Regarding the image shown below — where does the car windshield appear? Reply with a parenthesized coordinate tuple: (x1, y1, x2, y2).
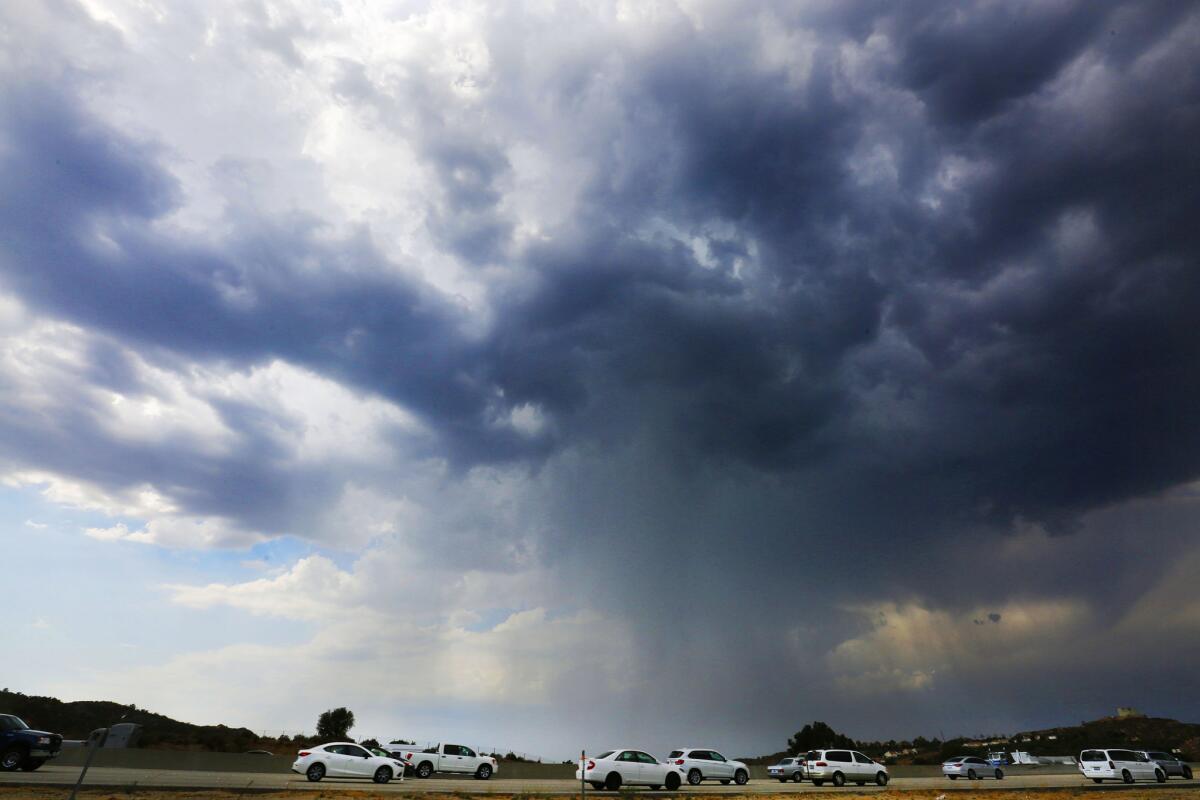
(596, 751, 614, 760)
(370, 748, 390, 757)
(0, 716, 29, 732)
(668, 751, 683, 758)
(779, 758, 793, 765)
(1081, 751, 1107, 762)
(946, 758, 963, 763)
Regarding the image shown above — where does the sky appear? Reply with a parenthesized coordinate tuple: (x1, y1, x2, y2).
(2, 0, 1199, 760)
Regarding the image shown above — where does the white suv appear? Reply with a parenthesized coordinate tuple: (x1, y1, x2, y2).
(1079, 749, 1167, 783)
(666, 748, 749, 785)
(805, 749, 889, 787)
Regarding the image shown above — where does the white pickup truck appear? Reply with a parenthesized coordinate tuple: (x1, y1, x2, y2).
(385, 743, 498, 780)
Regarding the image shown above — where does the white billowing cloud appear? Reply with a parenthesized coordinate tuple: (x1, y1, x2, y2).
(71, 547, 633, 737)
(85, 517, 263, 549)
(166, 555, 365, 621)
(826, 599, 1093, 693)
(7, 472, 178, 520)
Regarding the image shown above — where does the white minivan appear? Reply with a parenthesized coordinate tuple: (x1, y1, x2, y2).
(805, 749, 889, 786)
(1079, 749, 1167, 783)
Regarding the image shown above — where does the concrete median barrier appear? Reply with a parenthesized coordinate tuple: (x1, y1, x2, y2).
(52, 748, 577, 778)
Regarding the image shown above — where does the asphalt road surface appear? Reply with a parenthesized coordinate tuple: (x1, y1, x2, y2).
(1, 766, 1198, 794)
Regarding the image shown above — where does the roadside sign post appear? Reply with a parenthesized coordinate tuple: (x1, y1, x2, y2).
(68, 727, 109, 800)
(581, 750, 586, 800)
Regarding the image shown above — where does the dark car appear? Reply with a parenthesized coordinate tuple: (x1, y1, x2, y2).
(1140, 751, 1193, 780)
(0, 714, 63, 772)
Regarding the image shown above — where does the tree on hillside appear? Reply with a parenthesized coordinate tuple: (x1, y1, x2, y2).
(360, 738, 380, 749)
(788, 721, 856, 754)
(316, 708, 355, 741)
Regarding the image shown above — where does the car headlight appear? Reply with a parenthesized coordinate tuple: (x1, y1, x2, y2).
(36, 737, 51, 745)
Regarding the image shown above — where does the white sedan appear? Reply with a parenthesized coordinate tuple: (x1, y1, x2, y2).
(292, 742, 408, 783)
(666, 748, 750, 785)
(943, 756, 1004, 780)
(578, 749, 683, 790)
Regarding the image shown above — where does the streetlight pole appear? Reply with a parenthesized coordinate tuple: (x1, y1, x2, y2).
(68, 727, 109, 800)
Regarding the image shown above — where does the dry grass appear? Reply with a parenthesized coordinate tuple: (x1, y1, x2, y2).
(3, 791, 1200, 800)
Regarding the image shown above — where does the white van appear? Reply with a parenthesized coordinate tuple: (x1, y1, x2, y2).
(1078, 749, 1166, 783)
(805, 749, 889, 786)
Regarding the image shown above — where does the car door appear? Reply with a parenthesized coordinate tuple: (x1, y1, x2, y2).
(615, 751, 641, 783)
(831, 750, 854, 779)
(1110, 750, 1136, 779)
(637, 751, 662, 784)
(853, 752, 875, 779)
(340, 744, 374, 777)
(459, 745, 482, 774)
(321, 745, 350, 776)
(709, 751, 734, 779)
(442, 744, 467, 773)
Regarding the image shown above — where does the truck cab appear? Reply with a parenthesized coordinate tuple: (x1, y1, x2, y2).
(0, 714, 63, 772)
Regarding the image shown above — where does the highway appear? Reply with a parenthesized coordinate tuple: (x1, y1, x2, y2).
(2, 765, 1198, 794)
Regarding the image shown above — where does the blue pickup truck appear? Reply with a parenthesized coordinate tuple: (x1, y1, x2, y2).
(0, 714, 62, 771)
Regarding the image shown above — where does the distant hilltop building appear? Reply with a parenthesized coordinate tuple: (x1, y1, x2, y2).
(1116, 707, 1145, 719)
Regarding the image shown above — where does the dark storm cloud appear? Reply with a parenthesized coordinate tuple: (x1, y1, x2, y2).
(2, 0, 1197, 555)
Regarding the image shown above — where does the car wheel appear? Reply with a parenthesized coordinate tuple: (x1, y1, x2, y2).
(995, 769, 1004, 780)
(19, 759, 46, 772)
(832, 771, 845, 787)
(688, 768, 703, 785)
(666, 772, 682, 791)
(1122, 770, 1134, 784)
(1093, 778, 1103, 784)
(476, 763, 493, 780)
(416, 761, 434, 778)
(605, 772, 622, 791)
(721, 779, 730, 785)
(374, 766, 392, 784)
(1156, 770, 1167, 783)
(812, 779, 824, 786)
(1183, 766, 1193, 780)
(967, 769, 977, 780)
(735, 769, 749, 785)
(948, 775, 957, 780)
(778, 778, 788, 783)
(0, 748, 25, 772)
(306, 763, 325, 782)
(793, 772, 803, 782)
(590, 782, 605, 790)
(876, 772, 888, 786)
(650, 786, 662, 791)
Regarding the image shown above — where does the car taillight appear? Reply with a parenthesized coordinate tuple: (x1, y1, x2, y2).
(675, 759, 685, 765)
(815, 761, 827, 767)
(587, 760, 595, 770)
(298, 751, 310, 757)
